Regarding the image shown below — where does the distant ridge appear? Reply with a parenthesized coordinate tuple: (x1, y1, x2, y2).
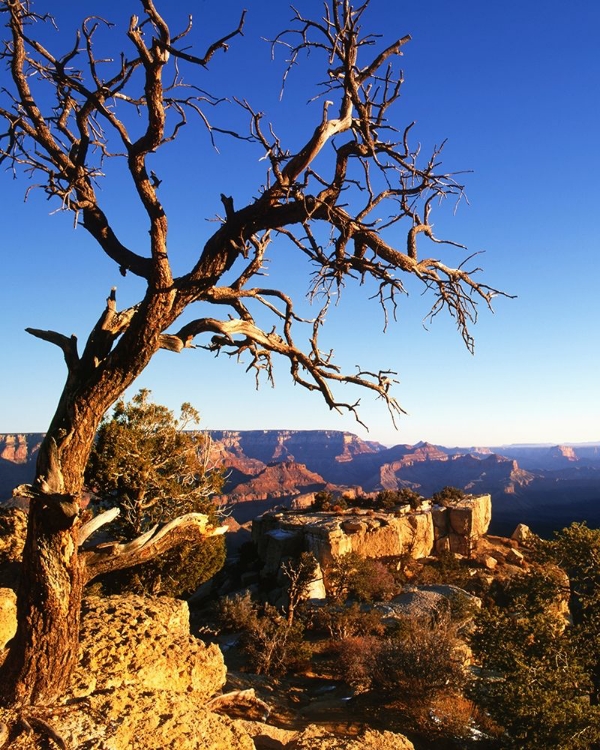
(1, 431, 599, 537)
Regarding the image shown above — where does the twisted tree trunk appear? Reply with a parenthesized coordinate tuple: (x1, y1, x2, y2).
(0, 426, 94, 705)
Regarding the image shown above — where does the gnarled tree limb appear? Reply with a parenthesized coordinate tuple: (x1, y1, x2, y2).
(80, 512, 227, 583)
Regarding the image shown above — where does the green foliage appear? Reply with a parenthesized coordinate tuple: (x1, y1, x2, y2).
(374, 489, 401, 510)
(398, 487, 423, 510)
(312, 490, 348, 512)
(324, 551, 397, 603)
(85, 389, 225, 596)
(470, 606, 600, 749)
(469, 566, 600, 749)
(545, 523, 600, 620)
(218, 591, 261, 633)
(312, 490, 334, 511)
(431, 486, 465, 506)
(414, 550, 471, 589)
(541, 523, 600, 706)
(374, 488, 422, 511)
(99, 536, 226, 598)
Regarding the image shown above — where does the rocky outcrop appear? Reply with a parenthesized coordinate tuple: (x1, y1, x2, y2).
(231, 723, 415, 750)
(0, 594, 256, 749)
(71, 595, 226, 701)
(253, 495, 492, 572)
(289, 727, 415, 749)
(433, 494, 492, 556)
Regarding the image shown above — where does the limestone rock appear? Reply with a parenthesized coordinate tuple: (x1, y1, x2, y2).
(481, 555, 498, 570)
(2, 699, 255, 750)
(379, 587, 450, 626)
(511, 523, 532, 543)
(0, 593, 254, 749)
(304, 562, 327, 600)
(0, 588, 16, 650)
(289, 726, 415, 749)
(235, 719, 298, 748)
(506, 548, 526, 567)
(71, 595, 226, 702)
(253, 495, 491, 571)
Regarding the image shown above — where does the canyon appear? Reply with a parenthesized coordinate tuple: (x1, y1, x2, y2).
(1, 430, 599, 536)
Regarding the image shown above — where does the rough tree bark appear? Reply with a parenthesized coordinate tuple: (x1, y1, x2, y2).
(0, 0, 508, 707)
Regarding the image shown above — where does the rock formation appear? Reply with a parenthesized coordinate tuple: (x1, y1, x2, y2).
(0, 592, 255, 749)
(0, 588, 419, 749)
(224, 461, 334, 503)
(252, 495, 492, 573)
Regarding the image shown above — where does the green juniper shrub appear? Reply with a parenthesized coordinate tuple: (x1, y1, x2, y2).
(469, 601, 600, 749)
(217, 590, 260, 633)
(97, 535, 226, 597)
(312, 490, 334, 511)
(85, 390, 226, 597)
(431, 486, 465, 507)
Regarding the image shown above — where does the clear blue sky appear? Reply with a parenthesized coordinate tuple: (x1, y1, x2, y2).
(1, 0, 599, 448)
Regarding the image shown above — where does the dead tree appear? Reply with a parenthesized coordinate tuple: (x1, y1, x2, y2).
(0, 0, 507, 706)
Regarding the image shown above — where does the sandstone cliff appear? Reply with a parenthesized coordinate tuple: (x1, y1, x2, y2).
(224, 461, 334, 502)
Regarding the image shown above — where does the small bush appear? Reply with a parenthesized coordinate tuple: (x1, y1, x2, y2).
(333, 635, 383, 691)
(243, 603, 312, 676)
(431, 486, 465, 506)
(217, 590, 260, 633)
(312, 490, 334, 511)
(312, 601, 386, 640)
(217, 594, 312, 676)
(330, 615, 466, 702)
(324, 552, 397, 603)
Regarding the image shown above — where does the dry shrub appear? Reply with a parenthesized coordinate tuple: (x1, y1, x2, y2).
(332, 635, 383, 692)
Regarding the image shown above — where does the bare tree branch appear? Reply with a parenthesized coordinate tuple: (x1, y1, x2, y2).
(80, 512, 227, 582)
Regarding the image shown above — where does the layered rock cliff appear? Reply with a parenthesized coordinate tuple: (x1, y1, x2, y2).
(225, 461, 335, 502)
(252, 494, 492, 573)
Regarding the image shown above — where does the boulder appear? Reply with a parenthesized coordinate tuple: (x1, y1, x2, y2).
(382, 587, 450, 625)
(480, 555, 498, 570)
(71, 595, 226, 702)
(42, 692, 255, 750)
(289, 726, 415, 749)
(506, 548, 526, 567)
(511, 523, 532, 544)
(0, 594, 255, 750)
(0, 588, 16, 650)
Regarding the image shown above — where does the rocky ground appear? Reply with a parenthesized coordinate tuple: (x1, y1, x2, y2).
(0, 505, 541, 749)
(0, 591, 418, 749)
